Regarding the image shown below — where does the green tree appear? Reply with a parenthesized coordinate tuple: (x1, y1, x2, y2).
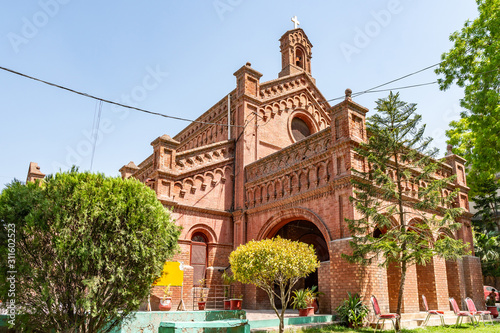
(472, 177, 500, 232)
(436, 0, 500, 183)
(471, 177, 500, 286)
(474, 231, 500, 286)
(229, 237, 319, 333)
(343, 92, 470, 323)
(0, 170, 181, 332)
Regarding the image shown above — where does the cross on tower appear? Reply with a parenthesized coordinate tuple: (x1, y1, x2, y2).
(291, 16, 300, 29)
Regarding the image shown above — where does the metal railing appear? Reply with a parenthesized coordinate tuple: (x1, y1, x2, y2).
(192, 284, 234, 310)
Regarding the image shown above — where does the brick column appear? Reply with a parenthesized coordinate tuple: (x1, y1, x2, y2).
(318, 261, 332, 313)
(387, 262, 419, 313)
(329, 238, 389, 314)
(433, 257, 450, 310)
(446, 259, 466, 309)
(462, 255, 485, 310)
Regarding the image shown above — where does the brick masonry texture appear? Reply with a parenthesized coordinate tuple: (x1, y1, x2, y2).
(114, 27, 483, 313)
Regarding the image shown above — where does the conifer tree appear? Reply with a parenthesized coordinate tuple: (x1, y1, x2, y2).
(343, 92, 469, 321)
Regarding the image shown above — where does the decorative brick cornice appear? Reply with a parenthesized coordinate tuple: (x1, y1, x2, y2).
(174, 89, 236, 143)
(159, 199, 232, 217)
(246, 127, 331, 183)
(259, 72, 329, 110)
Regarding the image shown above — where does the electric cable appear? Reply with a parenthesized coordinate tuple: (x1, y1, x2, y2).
(0, 66, 243, 128)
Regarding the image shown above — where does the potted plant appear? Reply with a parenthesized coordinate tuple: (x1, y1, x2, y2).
(197, 279, 207, 310)
(230, 294, 243, 310)
(308, 286, 324, 314)
(335, 292, 368, 328)
(486, 292, 499, 318)
(158, 284, 172, 311)
(291, 289, 314, 317)
(222, 271, 235, 310)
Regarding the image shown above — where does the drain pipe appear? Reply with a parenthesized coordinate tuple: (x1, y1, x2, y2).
(227, 94, 231, 140)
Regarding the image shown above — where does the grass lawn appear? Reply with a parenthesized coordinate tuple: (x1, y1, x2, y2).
(300, 322, 500, 333)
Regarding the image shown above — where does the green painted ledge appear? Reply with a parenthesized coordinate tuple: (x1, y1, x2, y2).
(111, 310, 246, 333)
(248, 315, 334, 329)
(159, 319, 250, 333)
(0, 310, 246, 333)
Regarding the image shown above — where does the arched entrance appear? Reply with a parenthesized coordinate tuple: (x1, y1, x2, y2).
(267, 219, 330, 308)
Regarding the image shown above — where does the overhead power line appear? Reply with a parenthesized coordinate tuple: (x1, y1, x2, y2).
(324, 64, 500, 103)
(0, 66, 242, 128)
(324, 62, 444, 103)
(2, 63, 498, 126)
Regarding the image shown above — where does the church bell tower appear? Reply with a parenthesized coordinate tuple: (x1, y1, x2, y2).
(278, 19, 313, 78)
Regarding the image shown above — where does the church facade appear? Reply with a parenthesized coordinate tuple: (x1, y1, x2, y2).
(117, 27, 484, 313)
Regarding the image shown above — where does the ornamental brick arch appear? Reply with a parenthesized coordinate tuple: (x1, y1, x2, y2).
(255, 207, 331, 312)
(256, 207, 332, 244)
(186, 224, 218, 244)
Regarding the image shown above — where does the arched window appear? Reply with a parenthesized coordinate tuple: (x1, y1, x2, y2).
(291, 117, 311, 141)
(191, 232, 208, 285)
(295, 48, 305, 69)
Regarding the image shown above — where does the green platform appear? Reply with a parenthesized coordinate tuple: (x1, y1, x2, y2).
(111, 310, 246, 333)
(0, 310, 337, 332)
(248, 314, 334, 330)
(159, 319, 250, 333)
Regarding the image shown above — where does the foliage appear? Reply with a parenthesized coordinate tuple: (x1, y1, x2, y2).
(222, 271, 235, 298)
(343, 92, 470, 320)
(0, 170, 181, 332)
(198, 288, 207, 302)
(471, 176, 500, 281)
(291, 289, 312, 310)
(162, 285, 172, 300)
(472, 177, 500, 232)
(474, 230, 500, 279)
(222, 271, 235, 285)
(229, 236, 319, 333)
(335, 292, 368, 328)
(309, 285, 324, 302)
(436, 0, 500, 184)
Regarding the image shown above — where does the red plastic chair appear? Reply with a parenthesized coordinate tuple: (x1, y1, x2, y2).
(421, 295, 445, 327)
(465, 297, 493, 326)
(371, 295, 400, 333)
(449, 297, 476, 328)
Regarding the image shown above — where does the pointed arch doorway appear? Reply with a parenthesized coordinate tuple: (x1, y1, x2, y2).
(266, 220, 330, 309)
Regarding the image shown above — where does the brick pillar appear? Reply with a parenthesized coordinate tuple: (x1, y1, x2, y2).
(318, 261, 332, 313)
(329, 238, 387, 314)
(416, 263, 437, 311)
(244, 283, 258, 309)
(403, 264, 420, 313)
(462, 255, 485, 310)
(387, 262, 419, 313)
(446, 259, 466, 310)
(330, 238, 364, 311)
(433, 257, 450, 310)
(244, 283, 270, 310)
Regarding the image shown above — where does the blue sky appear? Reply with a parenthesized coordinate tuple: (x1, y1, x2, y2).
(0, 1, 478, 189)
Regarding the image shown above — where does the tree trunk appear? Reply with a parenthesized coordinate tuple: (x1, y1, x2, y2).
(396, 258, 407, 331)
(279, 318, 284, 333)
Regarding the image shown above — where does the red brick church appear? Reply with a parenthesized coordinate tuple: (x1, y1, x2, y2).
(80, 25, 482, 313)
